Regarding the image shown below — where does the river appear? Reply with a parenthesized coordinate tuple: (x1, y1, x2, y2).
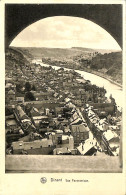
(33, 60, 123, 110)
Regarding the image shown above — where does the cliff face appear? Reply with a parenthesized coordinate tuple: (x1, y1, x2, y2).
(5, 48, 29, 71)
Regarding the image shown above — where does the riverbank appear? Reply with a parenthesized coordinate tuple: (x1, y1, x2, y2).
(82, 69, 122, 88)
(34, 59, 122, 108)
(39, 60, 122, 89)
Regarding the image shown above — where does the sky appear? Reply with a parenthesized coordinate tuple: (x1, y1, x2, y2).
(10, 16, 121, 50)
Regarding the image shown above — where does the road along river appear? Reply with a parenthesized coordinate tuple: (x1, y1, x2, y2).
(33, 60, 123, 110)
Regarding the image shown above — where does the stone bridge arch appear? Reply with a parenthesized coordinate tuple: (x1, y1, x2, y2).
(5, 4, 122, 48)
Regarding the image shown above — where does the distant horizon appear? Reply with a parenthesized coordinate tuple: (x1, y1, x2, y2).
(10, 16, 121, 51)
(10, 45, 121, 52)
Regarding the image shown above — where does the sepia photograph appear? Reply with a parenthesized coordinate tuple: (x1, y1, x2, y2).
(4, 3, 124, 174)
(0, 1, 126, 195)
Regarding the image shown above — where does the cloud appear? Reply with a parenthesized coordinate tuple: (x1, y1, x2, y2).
(11, 16, 121, 50)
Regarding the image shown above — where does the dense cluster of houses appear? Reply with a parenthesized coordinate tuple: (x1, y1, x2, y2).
(83, 104, 121, 156)
(5, 49, 122, 156)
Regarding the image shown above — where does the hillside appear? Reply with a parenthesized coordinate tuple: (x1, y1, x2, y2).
(71, 47, 120, 54)
(41, 50, 122, 85)
(11, 47, 107, 60)
(90, 52, 122, 84)
(11, 46, 119, 60)
(9, 46, 122, 85)
(5, 47, 29, 71)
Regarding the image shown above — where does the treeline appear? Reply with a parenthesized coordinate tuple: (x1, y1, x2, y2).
(90, 52, 122, 83)
(90, 52, 122, 71)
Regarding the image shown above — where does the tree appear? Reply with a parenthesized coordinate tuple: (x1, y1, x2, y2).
(16, 83, 22, 92)
(25, 82, 31, 91)
(25, 92, 35, 101)
(5, 107, 13, 116)
(31, 84, 36, 91)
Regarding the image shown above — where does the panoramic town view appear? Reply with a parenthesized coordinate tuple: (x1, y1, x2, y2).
(5, 16, 122, 157)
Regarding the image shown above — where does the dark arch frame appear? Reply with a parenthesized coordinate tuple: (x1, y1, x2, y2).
(5, 4, 122, 49)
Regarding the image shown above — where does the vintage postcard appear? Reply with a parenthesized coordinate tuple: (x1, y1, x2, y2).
(0, 0, 125, 195)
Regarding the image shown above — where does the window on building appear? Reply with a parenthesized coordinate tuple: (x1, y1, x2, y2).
(58, 137, 62, 144)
